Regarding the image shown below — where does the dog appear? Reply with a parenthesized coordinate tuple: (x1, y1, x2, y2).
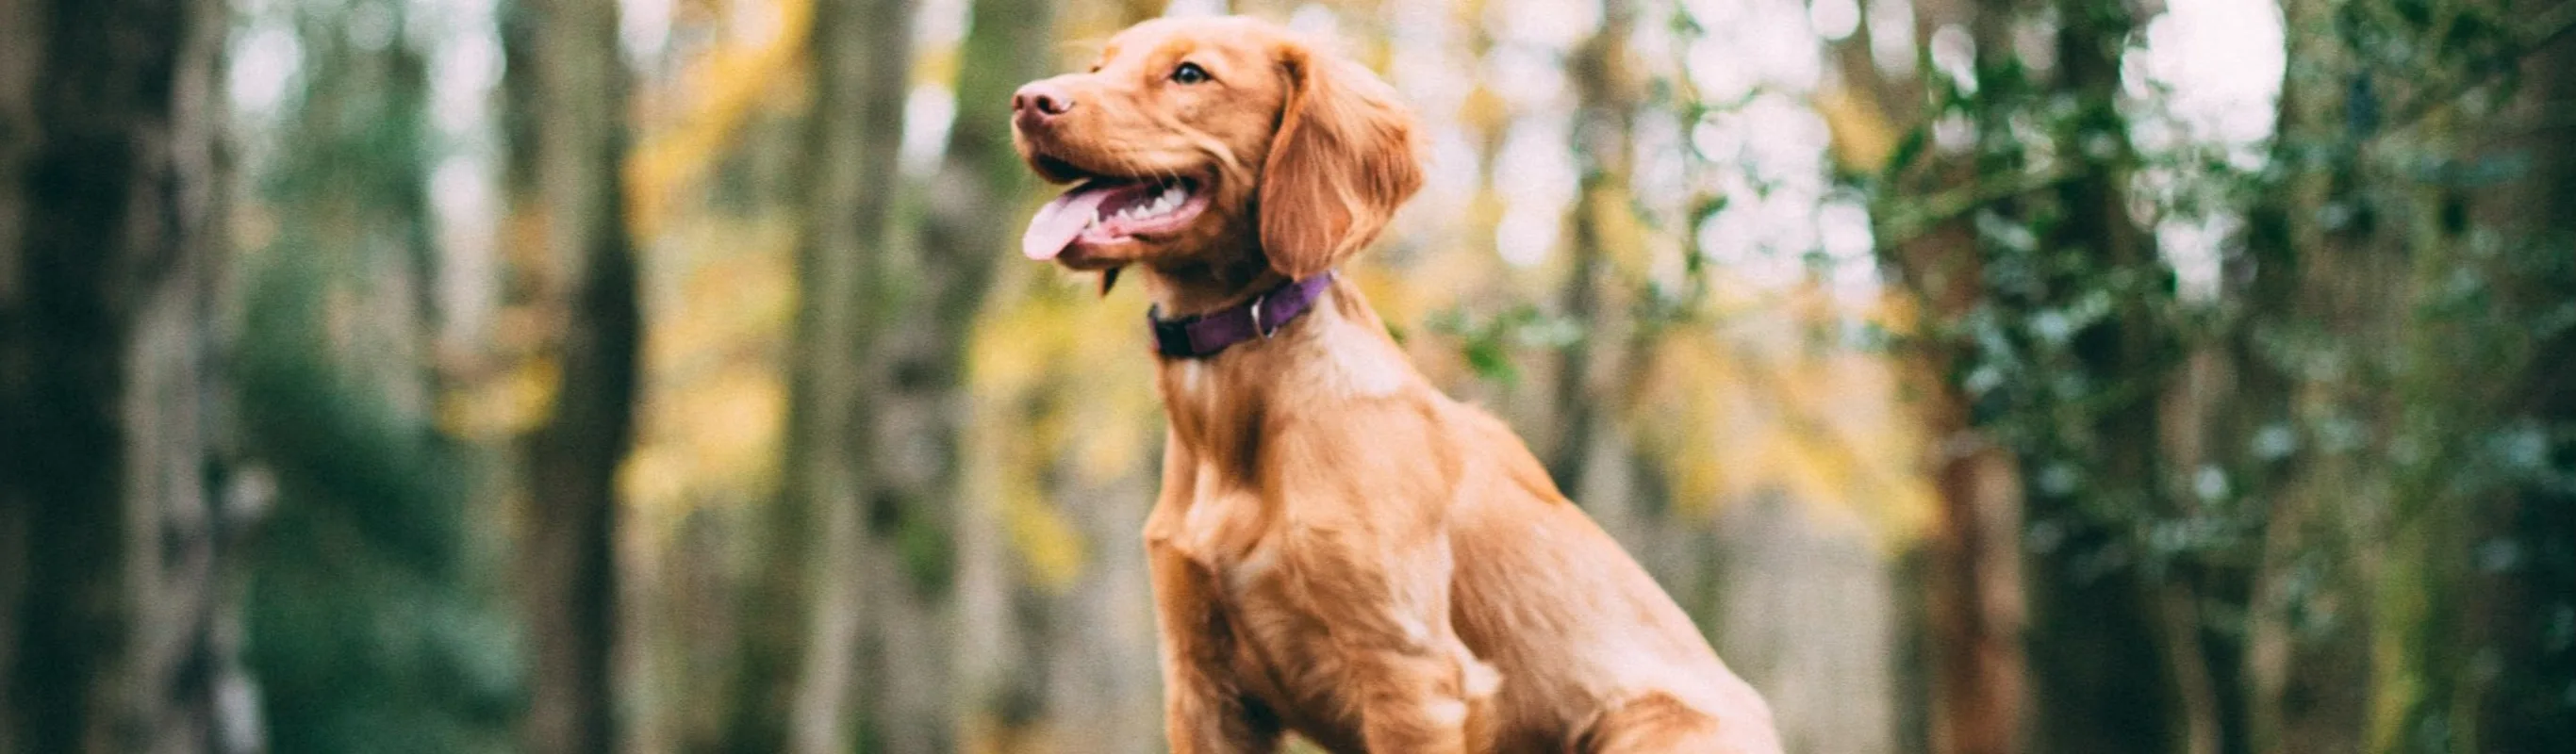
(1010, 16, 1782, 753)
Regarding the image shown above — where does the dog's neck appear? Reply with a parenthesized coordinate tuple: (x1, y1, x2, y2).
(1138, 258, 1422, 475)
(1138, 251, 1278, 320)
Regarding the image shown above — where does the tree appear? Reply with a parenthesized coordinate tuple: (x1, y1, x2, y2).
(916, 0, 1055, 746)
(774, 0, 922, 750)
(1842, 0, 2035, 747)
(0, 0, 249, 750)
(1551, 0, 1639, 500)
(2367, 7, 2576, 750)
(2236, 0, 2386, 747)
(503, 0, 642, 749)
(2469, 24, 2576, 749)
(2008, 1, 2193, 749)
(1870, 0, 2215, 748)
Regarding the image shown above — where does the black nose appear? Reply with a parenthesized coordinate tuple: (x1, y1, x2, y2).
(1013, 82, 1074, 118)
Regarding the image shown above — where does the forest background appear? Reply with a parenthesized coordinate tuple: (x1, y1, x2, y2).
(3, 0, 2572, 751)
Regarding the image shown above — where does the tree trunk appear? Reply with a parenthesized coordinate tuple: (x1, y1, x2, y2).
(918, 0, 1052, 746)
(2374, 15, 2576, 751)
(727, 41, 845, 754)
(1548, 0, 1635, 496)
(784, 0, 919, 750)
(2469, 26, 2576, 749)
(850, 0, 966, 745)
(1911, 354, 2029, 754)
(2002, 1, 2195, 750)
(506, 0, 640, 750)
(1857, 0, 2032, 747)
(0, 0, 246, 750)
(2238, 0, 2388, 747)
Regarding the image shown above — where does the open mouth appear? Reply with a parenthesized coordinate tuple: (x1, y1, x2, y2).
(1021, 174, 1211, 261)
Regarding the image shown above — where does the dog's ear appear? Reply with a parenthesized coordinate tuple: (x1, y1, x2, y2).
(1258, 41, 1422, 281)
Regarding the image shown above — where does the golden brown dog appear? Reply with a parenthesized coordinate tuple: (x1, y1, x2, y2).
(1010, 16, 1781, 753)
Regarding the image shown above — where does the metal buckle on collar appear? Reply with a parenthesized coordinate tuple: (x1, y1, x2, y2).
(1250, 293, 1274, 338)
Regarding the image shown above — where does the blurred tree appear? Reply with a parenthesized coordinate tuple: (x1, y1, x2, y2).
(916, 0, 1056, 746)
(769, 0, 924, 750)
(1863, 0, 2234, 748)
(502, 0, 642, 749)
(1838, 0, 2035, 747)
(720, 0, 832, 746)
(1551, 0, 1639, 499)
(2007, 0, 2192, 749)
(0, 0, 249, 750)
(2238, 0, 2384, 746)
(2466, 22, 2576, 748)
(2368, 5, 2576, 750)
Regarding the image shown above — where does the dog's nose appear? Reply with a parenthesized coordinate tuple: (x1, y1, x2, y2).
(1013, 82, 1074, 120)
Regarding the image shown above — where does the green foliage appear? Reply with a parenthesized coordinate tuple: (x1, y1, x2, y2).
(233, 2, 523, 749)
(239, 254, 524, 754)
(1426, 304, 1585, 385)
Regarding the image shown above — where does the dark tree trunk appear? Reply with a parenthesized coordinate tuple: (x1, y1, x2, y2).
(505, 0, 640, 750)
(2389, 16, 2576, 751)
(2020, 0, 2188, 746)
(2472, 28, 2576, 750)
(0, 0, 245, 750)
(842, 0, 961, 744)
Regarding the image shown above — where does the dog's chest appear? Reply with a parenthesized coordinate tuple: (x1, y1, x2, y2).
(1210, 540, 1367, 746)
(1153, 458, 1374, 746)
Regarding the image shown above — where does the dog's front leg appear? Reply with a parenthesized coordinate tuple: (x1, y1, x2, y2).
(1149, 549, 1282, 753)
(1290, 532, 1499, 754)
(1146, 436, 1281, 753)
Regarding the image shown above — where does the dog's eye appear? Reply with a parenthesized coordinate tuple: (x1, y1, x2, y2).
(1170, 62, 1209, 85)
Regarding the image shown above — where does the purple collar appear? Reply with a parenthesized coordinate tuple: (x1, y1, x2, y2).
(1148, 272, 1335, 358)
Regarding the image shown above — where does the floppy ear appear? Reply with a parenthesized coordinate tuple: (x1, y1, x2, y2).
(1258, 43, 1423, 280)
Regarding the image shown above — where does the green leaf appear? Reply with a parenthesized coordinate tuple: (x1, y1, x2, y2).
(1883, 124, 1930, 183)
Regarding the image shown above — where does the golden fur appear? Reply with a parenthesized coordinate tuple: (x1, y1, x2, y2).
(1011, 16, 1782, 753)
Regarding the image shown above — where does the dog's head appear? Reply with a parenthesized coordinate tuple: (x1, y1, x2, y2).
(1012, 16, 1422, 284)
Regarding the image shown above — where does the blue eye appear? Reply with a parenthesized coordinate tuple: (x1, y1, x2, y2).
(1171, 62, 1209, 85)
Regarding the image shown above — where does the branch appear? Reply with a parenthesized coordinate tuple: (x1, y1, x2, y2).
(2379, 0, 2576, 137)
(1874, 164, 2090, 247)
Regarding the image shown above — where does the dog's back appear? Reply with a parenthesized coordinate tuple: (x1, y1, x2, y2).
(1440, 403, 1781, 753)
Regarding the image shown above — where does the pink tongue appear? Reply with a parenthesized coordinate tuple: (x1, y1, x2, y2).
(1021, 186, 1111, 260)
